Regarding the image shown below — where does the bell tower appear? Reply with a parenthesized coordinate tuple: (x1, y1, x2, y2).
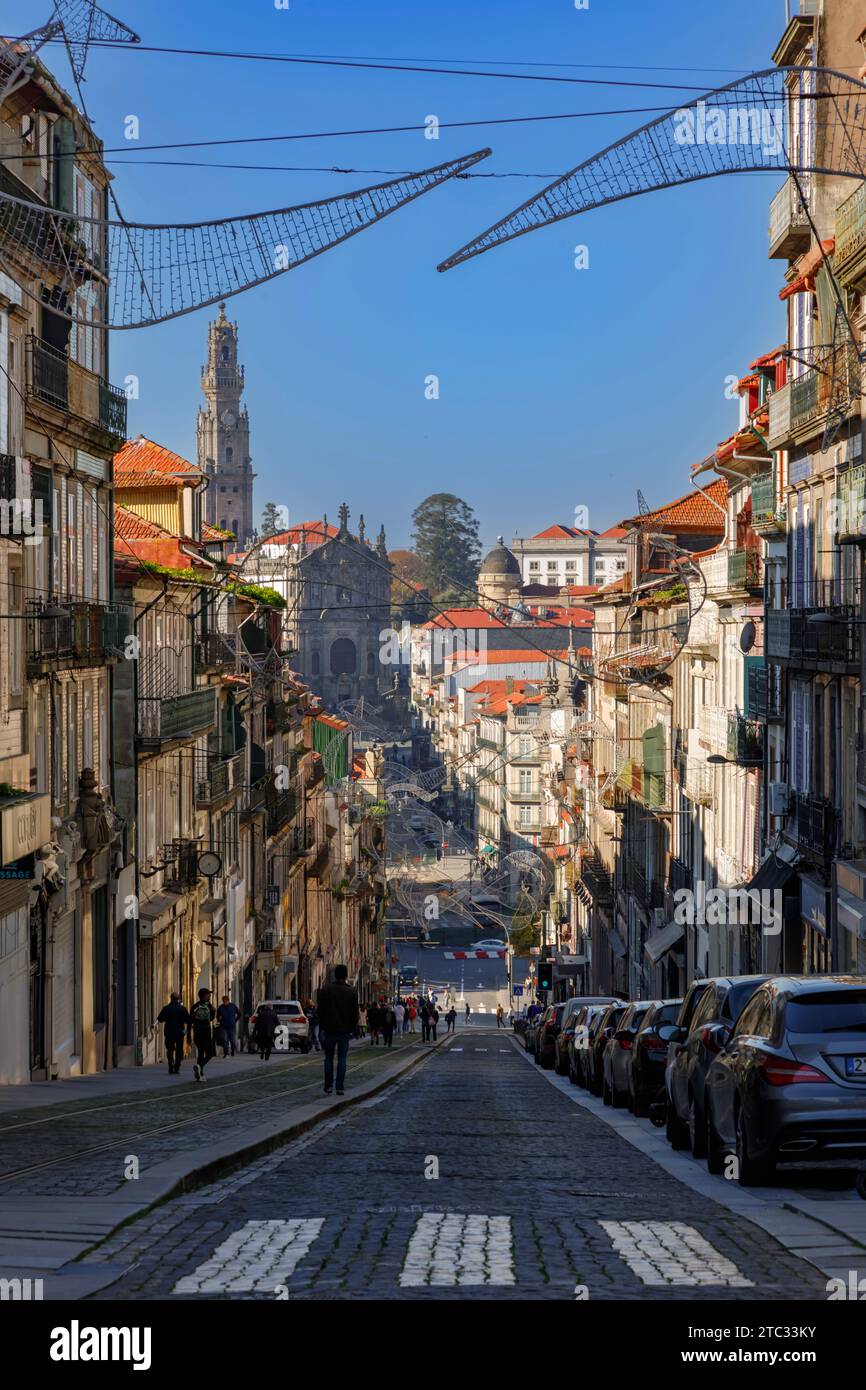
(197, 303, 255, 544)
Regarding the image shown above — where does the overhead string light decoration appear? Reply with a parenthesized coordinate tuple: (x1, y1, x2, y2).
(0, 147, 492, 328)
(438, 66, 866, 271)
(1, 0, 139, 102)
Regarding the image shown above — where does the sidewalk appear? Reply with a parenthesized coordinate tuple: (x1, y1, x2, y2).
(0, 1033, 446, 1299)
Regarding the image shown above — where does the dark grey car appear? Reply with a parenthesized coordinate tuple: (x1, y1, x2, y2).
(705, 976, 866, 1185)
(665, 975, 769, 1156)
(603, 1001, 656, 1108)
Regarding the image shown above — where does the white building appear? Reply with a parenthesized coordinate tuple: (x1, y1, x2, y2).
(511, 523, 628, 590)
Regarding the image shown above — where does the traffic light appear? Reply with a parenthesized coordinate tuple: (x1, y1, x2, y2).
(537, 960, 553, 992)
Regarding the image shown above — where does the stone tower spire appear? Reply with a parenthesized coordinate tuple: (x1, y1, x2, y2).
(197, 303, 255, 545)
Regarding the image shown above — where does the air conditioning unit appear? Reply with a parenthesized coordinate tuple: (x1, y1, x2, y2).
(769, 781, 789, 817)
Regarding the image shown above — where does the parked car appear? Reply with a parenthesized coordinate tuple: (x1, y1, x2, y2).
(555, 1011, 583, 1076)
(663, 978, 713, 1141)
(628, 999, 682, 1116)
(583, 1003, 629, 1094)
(664, 975, 769, 1154)
(603, 1001, 656, 1107)
(535, 1002, 567, 1069)
(524, 1008, 545, 1053)
(705, 976, 866, 1185)
(568, 1003, 611, 1086)
(560, 995, 622, 1032)
(251, 999, 310, 1052)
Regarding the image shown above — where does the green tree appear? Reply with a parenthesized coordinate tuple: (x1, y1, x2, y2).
(411, 493, 481, 600)
(389, 548, 433, 622)
(260, 502, 283, 537)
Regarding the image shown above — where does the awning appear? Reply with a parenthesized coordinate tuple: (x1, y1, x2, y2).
(837, 886, 866, 940)
(747, 853, 798, 895)
(607, 927, 627, 959)
(645, 920, 685, 964)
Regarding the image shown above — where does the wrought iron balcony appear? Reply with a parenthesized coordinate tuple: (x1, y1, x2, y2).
(790, 792, 838, 861)
(669, 858, 692, 894)
(747, 663, 783, 721)
(27, 600, 132, 669)
(581, 852, 613, 903)
(137, 687, 217, 743)
(626, 858, 664, 911)
(836, 463, 866, 542)
(728, 714, 763, 765)
(26, 335, 128, 440)
(195, 630, 237, 671)
(195, 749, 244, 806)
(161, 839, 201, 891)
(267, 788, 298, 836)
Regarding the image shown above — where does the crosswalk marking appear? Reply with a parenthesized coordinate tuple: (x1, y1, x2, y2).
(599, 1220, 754, 1288)
(172, 1218, 324, 1295)
(399, 1213, 515, 1287)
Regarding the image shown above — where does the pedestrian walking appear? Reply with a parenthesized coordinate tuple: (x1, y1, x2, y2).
(445, 1006, 457, 1034)
(317, 964, 360, 1096)
(428, 1004, 440, 1042)
(306, 999, 321, 1051)
(496, 1004, 504, 1029)
(255, 1002, 279, 1060)
(217, 996, 239, 1056)
(157, 992, 190, 1074)
(465, 1002, 471, 1023)
(394, 999, 405, 1035)
(189, 988, 216, 1082)
(420, 1001, 431, 1042)
(381, 1000, 396, 1047)
(368, 1000, 383, 1045)
(408, 1000, 417, 1033)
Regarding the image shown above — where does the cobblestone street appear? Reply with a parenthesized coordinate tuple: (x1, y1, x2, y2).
(89, 1028, 830, 1301)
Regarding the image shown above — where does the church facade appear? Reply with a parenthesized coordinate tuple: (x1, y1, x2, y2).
(197, 304, 255, 545)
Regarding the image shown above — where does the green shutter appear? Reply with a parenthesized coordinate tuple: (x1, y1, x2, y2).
(642, 724, 665, 775)
(743, 655, 764, 719)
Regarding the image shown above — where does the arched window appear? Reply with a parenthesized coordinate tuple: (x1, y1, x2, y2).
(221, 346, 229, 363)
(366, 651, 376, 676)
(225, 446, 233, 465)
(311, 650, 321, 676)
(330, 638, 356, 676)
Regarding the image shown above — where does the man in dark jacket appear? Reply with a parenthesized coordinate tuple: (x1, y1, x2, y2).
(217, 996, 240, 1057)
(157, 992, 190, 1074)
(427, 1005, 440, 1042)
(254, 1002, 279, 1060)
(188, 988, 216, 1082)
(317, 965, 360, 1096)
(381, 1000, 396, 1048)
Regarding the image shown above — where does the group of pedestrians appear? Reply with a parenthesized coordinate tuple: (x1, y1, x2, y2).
(156, 989, 242, 1082)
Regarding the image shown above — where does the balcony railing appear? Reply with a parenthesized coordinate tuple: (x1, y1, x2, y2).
(768, 176, 811, 260)
(581, 852, 613, 903)
(267, 788, 297, 836)
(702, 548, 762, 595)
(775, 580, 862, 669)
(27, 600, 132, 667)
(834, 181, 866, 285)
(747, 663, 783, 721)
(791, 792, 838, 860)
(669, 858, 692, 894)
(683, 753, 714, 807)
(836, 463, 866, 542)
(195, 630, 238, 671)
(161, 839, 201, 891)
(751, 468, 786, 534)
(27, 335, 128, 439)
(728, 714, 763, 765)
(195, 749, 244, 806)
(138, 687, 217, 742)
(698, 706, 729, 757)
(626, 858, 664, 912)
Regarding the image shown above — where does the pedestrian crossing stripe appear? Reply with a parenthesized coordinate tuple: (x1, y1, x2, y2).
(399, 1213, 515, 1287)
(599, 1220, 754, 1288)
(171, 1218, 324, 1295)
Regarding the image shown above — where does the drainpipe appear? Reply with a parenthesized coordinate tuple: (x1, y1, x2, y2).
(132, 575, 169, 1063)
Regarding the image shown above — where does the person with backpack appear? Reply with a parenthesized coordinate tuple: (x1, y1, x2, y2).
(367, 1000, 382, 1046)
(255, 1002, 279, 1060)
(157, 992, 190, 1074)
(217, 996, 240, 1057)
(188, 988, 216, 1082)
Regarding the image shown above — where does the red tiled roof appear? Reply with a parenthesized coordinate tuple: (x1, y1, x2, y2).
(779, 239, 834, 300)
(317, 713, 349, 730)
(532, 523, 595, 540)
(620, 479, 727, 532)
(750, 346, 786, 371)
(597, 525, 627, 540)
(114, 506, 174, 541)
(423, 608, 506, 630)
(202, 523, 234, 542)
(115, 436, 203, 488)
(565, 584, 600, 596)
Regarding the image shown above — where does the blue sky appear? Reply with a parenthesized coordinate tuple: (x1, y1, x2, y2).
(9, 0, 792, 547)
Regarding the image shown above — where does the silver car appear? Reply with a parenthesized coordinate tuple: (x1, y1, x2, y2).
(705, 976, 866, 1185)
